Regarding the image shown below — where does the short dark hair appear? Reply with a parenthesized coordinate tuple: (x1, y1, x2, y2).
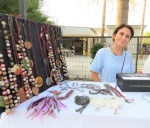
(112, 24, 134, 42)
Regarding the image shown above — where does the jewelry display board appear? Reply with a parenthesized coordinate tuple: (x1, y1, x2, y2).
(0, 14, 68, 114)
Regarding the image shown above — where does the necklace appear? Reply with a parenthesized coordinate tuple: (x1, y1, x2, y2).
(75, 95, 90, 113)
(33, 22, 52, 86)
(110, 46, 123, 56)
(54, 27, 68, 77)
(1, 17, 21, 113)
(42, 25, 62, 84)
(27, 20, 44, 89)
(14, 15, 34, 100)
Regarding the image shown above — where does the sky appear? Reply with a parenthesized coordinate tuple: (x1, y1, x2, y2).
(41, 0, 150, 32)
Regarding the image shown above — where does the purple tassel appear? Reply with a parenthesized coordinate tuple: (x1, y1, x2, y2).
(26, 96, 67, 119)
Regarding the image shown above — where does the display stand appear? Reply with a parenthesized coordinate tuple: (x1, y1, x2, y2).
(0, 13, 68, 114)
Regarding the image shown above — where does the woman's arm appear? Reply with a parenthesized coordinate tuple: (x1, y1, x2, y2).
(91, 71, 100, 82)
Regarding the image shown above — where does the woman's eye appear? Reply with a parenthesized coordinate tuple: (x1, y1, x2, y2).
(119, 32, 131, 39)
(126, 35, 131, 39)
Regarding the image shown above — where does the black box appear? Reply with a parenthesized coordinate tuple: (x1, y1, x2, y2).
(116, 73, 150, 92)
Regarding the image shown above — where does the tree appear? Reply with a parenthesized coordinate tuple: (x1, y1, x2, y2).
(0, 0, 54, 24)
(142, 32, 150, 48)
(139, 0, 147, 37)
(139, 0, 147, 54)
(116, 0, 129, 26)
(26, 0, 54, 24)
(90, 43, 104, 59)
(0, 0, 19, 15)
(101, 0, 107, 43)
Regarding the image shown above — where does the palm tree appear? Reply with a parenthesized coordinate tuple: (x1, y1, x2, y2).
(139, 0, 147, 37)
(116, 0, 129, 26)
(139, 0, 147, 55)
(101, 0, 107, 43)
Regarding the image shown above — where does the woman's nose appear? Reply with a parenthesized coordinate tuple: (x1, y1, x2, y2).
(121, 35, 126, 40)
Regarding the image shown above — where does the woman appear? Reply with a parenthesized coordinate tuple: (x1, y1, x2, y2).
(90, 24, 135, 83)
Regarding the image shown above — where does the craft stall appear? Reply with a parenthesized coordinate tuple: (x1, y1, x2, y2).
(0, 13, 150, 128)
(0, 80, 150, 128)
(0, 13, 68, 114)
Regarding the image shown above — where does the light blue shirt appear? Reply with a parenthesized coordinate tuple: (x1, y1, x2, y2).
(90, 48, 135, 83)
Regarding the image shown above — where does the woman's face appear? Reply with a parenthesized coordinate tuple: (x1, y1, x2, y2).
(113, 27, 131, 48)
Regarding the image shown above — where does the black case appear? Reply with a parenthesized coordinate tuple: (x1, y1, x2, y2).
(116, 73, 150, 92)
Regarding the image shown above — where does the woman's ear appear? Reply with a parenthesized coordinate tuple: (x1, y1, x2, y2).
(112, 34, 115, 42)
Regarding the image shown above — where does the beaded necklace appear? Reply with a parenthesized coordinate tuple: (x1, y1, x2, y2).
(56, 27, 68, 77)
(31, 22, 51, 86)
(50, 27, 64, 81)
(1, 17, 21, 113)
(27, 20, 44, 92)
(41, 25, 62, 84)
(53, 27, 69, 77)
(19, 20, 40, 96)
(0, 52, 14, 113)
(51, 28, 62, 69)
(13, 15, 33, 101)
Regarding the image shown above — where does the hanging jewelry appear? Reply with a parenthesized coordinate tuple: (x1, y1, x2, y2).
(40, 25, 62, 84)
(35, 24, 51, 86)
(13, 15, 34, 100)
(28, 20, 51, 87)
(52, 28, 62, 69)
(54, 27, 68, 77)
(20, 21, 40, 96)
(49, 26, 63, 83)
(1, 17, 21, 113)
(27, 20, 45, 94)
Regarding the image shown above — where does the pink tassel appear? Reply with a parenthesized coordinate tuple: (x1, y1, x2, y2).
(26, 96, 67, 119)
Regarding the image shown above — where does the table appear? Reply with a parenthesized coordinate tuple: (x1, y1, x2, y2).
(0, 80, 150, 128)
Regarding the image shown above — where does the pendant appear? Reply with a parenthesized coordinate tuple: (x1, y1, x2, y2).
(46, 77, 51, 86)
(22, 58, 30, 70)
(50, 70, 54, 76)
(12, 64, 22, 75)
(56, 60, 62, 68)
(35, 76, 43, 87)
(18, 87, 28, 102)
(57, 47, 61, 54)
(29, 59, 34, 67)
(50, 76, 54, 83)
(24, 41, 32, 49)
(32, 86, 39, 96)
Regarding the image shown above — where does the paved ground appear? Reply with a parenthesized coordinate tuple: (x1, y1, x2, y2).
(65, 55, 92, 80)
(65, 54, 148, 80)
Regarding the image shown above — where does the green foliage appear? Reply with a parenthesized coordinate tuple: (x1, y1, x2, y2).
(142, 32, 150, 48)
(90, 43, 104, 59)
(0, 0, 19, 15)
(27, 0, 47, 23)
(0, 0, 54, 25)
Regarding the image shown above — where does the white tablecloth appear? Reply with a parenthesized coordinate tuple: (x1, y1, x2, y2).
(0, 81, 150, 128)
